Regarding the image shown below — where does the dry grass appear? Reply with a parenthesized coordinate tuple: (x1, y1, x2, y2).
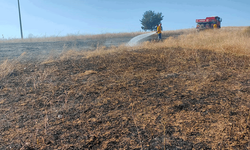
(0, 28, 196, 44)
(0, 32, 144, 43)
(0, 26, 250, 149)
(242, 26, 250, 37)
(162, 26, 250, 56)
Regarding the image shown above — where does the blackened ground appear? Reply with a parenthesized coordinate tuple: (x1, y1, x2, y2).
(1, 47, 249, 149)
(0, 32, 176, 63)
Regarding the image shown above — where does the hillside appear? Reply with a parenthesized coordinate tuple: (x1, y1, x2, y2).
(0, 27, 250, 149)
(0, 31, 180, 63)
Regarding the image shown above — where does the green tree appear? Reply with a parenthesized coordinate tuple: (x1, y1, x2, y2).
(140, 10, 164, 31)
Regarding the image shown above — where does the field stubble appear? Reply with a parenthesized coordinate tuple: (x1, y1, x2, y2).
(0, 27, 250, 149)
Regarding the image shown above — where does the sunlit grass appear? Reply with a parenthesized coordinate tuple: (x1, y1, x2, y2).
(162, 26, 250, 55)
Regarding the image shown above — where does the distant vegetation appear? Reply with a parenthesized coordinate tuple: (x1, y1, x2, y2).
(140, 10, 164, 31)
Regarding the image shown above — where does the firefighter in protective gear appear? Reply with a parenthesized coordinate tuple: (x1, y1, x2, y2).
(156, 24, 162, 40)
(213, 24, 217, 29)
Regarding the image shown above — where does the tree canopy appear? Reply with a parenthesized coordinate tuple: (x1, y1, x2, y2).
(140, 10, 164, 31)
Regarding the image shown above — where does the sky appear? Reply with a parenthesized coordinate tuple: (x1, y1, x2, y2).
(0, 0, 249, 39)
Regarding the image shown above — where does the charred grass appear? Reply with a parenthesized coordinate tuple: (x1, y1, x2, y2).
(1, 46, 250, 149)
(0, 32, 144, 44)
(0, 27, 250, 149)
(0, 28, 193, 44)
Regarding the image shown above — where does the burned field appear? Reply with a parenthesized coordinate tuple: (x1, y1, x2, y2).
(0, 47, 250, 149)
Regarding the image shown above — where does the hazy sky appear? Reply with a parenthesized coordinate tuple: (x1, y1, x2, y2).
(0, 0, 249, 39)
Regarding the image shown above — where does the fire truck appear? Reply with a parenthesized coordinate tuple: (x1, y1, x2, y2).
(196, 16, 222, 31)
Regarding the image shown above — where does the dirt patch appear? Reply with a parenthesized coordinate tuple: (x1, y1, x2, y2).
(0, 47, 249, 149)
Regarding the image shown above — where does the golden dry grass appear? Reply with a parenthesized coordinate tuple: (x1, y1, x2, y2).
(0, 26, 250, 149)
(162, 26, 250, 56)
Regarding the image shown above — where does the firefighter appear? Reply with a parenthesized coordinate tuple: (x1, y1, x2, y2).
(156, 24, 162, 40)
(213, 24, 217, 29)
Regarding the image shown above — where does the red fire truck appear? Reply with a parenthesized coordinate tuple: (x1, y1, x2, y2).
(196, 16, 222, 31)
